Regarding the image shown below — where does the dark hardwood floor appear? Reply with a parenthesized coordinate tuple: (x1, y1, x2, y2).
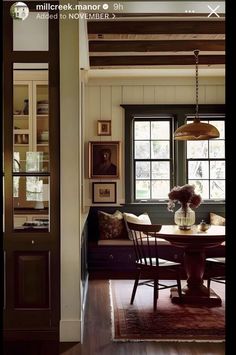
(3, 280, 225, 355)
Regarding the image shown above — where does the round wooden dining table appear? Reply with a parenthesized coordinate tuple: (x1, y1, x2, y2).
(156, 225, 225, 306)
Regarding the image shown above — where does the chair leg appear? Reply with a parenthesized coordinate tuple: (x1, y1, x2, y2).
(207, 278, 211, 290)
(130, 269, 141, 305)
(153, 279, 159, 311)
(177, 277, 182, 298)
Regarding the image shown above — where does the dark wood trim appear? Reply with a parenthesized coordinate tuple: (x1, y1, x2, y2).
(11, 52, 49, 62)
(121, 104, 226, 113)
(3, 1, 14, 236)
(3, 330, 59, 341)
(88, 20, 225, 35)
(89, 40, 225, 52)
(90, 55, 225, 67)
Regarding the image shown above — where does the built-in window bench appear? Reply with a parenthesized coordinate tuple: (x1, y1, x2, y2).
(86, 205, 225, 279)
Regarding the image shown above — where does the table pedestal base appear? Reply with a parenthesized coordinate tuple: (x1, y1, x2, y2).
(170, 287, 222, 307)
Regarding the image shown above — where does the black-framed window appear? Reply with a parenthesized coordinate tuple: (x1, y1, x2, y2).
(133, 117, 174, 201)
(121, 104, 225, 204)
(187, 116, 225, 200)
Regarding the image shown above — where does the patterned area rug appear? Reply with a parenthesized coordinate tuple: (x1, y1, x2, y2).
(110, 280, 225, 342)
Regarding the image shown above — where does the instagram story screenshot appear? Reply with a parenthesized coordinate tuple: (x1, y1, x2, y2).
(2, 1, 228, 355)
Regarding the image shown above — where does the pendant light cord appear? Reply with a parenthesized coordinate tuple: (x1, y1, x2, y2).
(194, 49, 200, 121)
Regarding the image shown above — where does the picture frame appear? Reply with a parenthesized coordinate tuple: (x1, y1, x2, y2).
(89, 141, 120, 179)
(97, 120, 111, 136)
(92, 182, 117, 204)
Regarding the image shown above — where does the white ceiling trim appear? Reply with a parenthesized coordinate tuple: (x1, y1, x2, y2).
(87, 68, 225, 78)
(89, 51, 224, 57)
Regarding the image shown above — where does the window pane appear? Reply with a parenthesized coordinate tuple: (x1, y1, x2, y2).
(151, 141, 169, 159)
(187, 141, 208, 158)
(13, 176, 50, 231)
(152, 162, 170, 179)
(13, 68, 49, 173)
(210, 161, 225, 179)
(152, 181, 170, 199)
(209, 121, 225, 139)
(210, 180, 225, 199)
(134, 121, 150, 139)
(136, 181, 150, 199)
(133, 118, 172, 201)
(36, 83, 49, 172)
(188, 161, 209, 179)
(13, 177, 20, 198)
(151, 121, 169, 139)
(136, 161, 150, 179)
(209, 140, 225, 158)
(135, 141, 150, 159)
(13, 12, 49, 51)
(188, 179, 209, 199)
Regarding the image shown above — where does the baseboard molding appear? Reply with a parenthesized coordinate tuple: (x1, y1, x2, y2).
(59, 274, 89, 342)
(4, 329, 59, 341)
(60, 320, 81, 342)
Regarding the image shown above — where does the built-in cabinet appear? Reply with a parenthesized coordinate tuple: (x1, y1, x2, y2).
(3, 2, 60, 341)
(13, 71, 50, 228)
(13, 73, 49, 171)
(3, 68, 60, 340)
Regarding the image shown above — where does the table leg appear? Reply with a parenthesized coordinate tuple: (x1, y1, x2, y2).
(170, 248, 222, 306)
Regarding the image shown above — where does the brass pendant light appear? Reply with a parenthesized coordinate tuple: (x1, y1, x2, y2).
(174, 50, 220, 140)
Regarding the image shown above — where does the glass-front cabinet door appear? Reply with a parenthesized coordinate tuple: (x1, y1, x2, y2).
(3, 3, 60, 339)
(13, 70, 50, 231)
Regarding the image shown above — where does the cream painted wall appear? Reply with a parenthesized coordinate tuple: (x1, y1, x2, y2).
(60, 1, 84, 342)
(84, 76, 225, 207)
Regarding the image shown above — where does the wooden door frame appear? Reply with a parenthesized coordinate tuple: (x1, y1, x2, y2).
(3, 1, 60, 340)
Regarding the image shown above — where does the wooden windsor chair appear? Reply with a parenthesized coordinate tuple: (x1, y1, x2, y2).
(127, 222, 182, 311)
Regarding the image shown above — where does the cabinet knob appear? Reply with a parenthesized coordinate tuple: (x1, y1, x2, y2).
(31, 240, 35, 244)
(109, 254, 114, 260)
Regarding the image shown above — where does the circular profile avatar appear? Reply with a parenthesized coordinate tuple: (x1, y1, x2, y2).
(10, 2, 29, 20)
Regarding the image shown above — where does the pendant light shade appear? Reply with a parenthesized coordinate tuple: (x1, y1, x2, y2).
(174, 50, 220, 140)
(174, 120, 220, 140)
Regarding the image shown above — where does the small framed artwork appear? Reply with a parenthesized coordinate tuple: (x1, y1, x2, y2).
(97, 120, 111, 136)
(89, 141, 120, 179)
(92, 182, 117, 204)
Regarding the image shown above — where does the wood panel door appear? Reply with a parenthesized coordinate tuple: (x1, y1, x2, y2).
(3, 2, 60, 341)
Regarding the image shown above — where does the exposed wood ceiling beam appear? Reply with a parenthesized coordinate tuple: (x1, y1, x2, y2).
(90, 55, 225, 67)
(87, 21, 225, 35)
(89, 40, 225, 52)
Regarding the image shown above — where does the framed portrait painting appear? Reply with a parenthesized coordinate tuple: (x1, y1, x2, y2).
(89, 141, 120, 179)
(97, 120, 111, 136)
(92, 182, 117, 204)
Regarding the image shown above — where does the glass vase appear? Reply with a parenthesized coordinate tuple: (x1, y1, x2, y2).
(174, 204, 195, 230)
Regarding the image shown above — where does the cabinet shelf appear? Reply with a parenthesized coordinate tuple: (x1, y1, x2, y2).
(14, 129, 30, 134)
(14, 115, 29, 118)
(14, 143, 29, 147)
(37, 114, 48, 118)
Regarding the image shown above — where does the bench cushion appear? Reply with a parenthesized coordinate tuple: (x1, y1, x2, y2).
(210, 213, 225, 226)
(98, 238, 170, 246)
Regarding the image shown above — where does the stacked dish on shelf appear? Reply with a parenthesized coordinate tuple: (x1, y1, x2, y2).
(40, 131, 49, 142)
(37, 100, 49, 114)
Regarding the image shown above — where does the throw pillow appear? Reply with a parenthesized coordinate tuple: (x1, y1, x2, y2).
(98, 210, 128, 240)
(123, 212, 152, 240)
(210, 213, 226, 226)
